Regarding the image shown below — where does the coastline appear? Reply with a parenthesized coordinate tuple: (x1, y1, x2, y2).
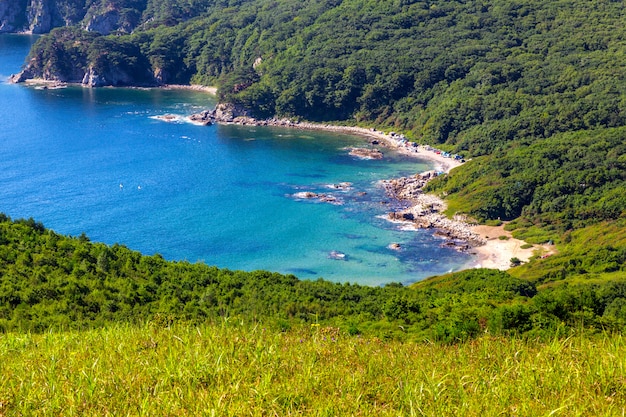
(279, 122, 544, 272)
(190, 107, 541, 273)
(16, 78, 218, 95)
(468, 224, 555, 270)
(160, 84, 217, 94)
(10, 77, 539, 272)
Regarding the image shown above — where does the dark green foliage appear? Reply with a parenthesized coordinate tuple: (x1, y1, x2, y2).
(8, 0, 626, 342)
(2, 215, 626, 340)
(0, 216, 554, 339)
(416, 269, 537, 299)
(488, 304, 533, 335)
(19, 0, 626, 132)
(428, 127, 626, 230)
(26, 27, 98, 81)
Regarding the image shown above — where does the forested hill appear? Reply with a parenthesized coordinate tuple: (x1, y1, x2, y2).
(12, 0, 626, 149)
(8, 0, 626, 281)
(2, 214, 626, 340)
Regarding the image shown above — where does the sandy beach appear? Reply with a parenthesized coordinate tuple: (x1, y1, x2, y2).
(243, 121, 465, 174)
(204, 112, 540, 273)
(18, 79, 219, 95)
(161, 84, 218, 94)
(331, 125, 548, 272)
(13, 78, 540, 272)
(468, 224, 555, 270)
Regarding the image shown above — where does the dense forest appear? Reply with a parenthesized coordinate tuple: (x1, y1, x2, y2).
(2, 215, 626, 342)
(12, 0, 626, 234)
(4, 1, 626, 412)
(4, 0, 626, 334)
(15, 0, 626, 142)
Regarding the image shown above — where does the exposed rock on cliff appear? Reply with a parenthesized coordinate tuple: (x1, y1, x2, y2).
(81, 64, 136, 87)
(0, 0, 25, 33)
(83, 8, 119, 34)
(0, 0, 144, 34)
(9, 25, 157, 87)
(27, 0, 54, 33)
(1, 0, 80, 33)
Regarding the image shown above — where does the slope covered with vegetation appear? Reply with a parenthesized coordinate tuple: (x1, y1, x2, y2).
(2, 215, 626, 342)
(18, 0, 626, 143)
(5, 0, 626, 411)
(15, 0, 626, 246)
(2, 322, 625, 416)
(1, 215, 626, 413)
(6, 0, 626, 324)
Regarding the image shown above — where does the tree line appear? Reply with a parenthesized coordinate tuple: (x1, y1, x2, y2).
(20, 0, 626, 150)
(2, 215, 625, 342)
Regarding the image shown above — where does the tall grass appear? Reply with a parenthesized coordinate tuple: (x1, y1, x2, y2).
(1, 322, 625, 416)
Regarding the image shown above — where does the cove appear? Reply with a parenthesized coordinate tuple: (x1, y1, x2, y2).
(0, 34, 472, 285)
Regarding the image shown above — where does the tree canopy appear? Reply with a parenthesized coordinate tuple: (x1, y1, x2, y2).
(21, 0, 626, 144)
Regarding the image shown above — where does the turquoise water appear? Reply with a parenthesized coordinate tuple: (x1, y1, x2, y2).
(0, 34, 471, 285)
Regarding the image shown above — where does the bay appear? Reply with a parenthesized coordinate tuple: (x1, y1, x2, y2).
(0, 34, 472, 285)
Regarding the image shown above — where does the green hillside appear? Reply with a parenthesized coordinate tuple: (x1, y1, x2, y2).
(1, 214, 626, 413)
(2, 322, 625, 416)
(17, 0, 626, 244)
(5, 0, 626, 412)
(2, 215, 626, 341)
(8, 0, 626, 332)
(4, 0, 625, 316)
(18, 0, 626, 140)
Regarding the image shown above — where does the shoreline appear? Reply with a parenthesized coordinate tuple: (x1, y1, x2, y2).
(468, 224, 555, 270)
(16, 78, 218, 95)
(187, 106, 541, 273)
(292, 124, 544, 272)
(160, 84, 217, 94)
(10, 79, 539, 272)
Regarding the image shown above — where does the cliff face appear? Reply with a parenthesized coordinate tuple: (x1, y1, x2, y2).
(0, 0, 143, 34)
(27, 0, 55, 33)
(1, 0, 76, 33)
(0, 0, 28, 32)
(9, 26, 157, 87)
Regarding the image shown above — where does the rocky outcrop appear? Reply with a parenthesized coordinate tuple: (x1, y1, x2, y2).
(290, 191, 343, 205)
(348, 147, 383, 160)
(381, 173, 486, 249)
(0, 0, 26, 33)
(83, 8, 119, 34)
(11, 60, 153, 86)
(379, 171, 438, 201)
(152, 68, 169, 84)
(81, 64, 136, 87)
(8, 66, 34, 83)
(27, 0, 54, 33)
(0, 0, 77, 33)
(189, 103, 254, 125)
(0, 0, 144, 34)
(81, 66, 103, 86)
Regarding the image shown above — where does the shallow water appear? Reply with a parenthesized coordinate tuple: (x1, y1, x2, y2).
(0, 34, 472, 285)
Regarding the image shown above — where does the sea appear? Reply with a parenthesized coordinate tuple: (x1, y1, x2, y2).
(0, 34, 472, 286)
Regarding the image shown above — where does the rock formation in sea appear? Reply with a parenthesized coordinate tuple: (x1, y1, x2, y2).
(188, 103, 255, 125)
(347, 147, 383, 160)
(380, 172, 486, 249)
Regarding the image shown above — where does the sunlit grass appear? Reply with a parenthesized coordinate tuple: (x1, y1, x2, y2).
(1, 322, 625, 416)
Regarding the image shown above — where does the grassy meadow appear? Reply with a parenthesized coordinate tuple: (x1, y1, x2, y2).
(1, 322, 625, 416)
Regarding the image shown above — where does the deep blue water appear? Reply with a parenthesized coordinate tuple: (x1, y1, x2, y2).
(0, 34, 472, 285)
